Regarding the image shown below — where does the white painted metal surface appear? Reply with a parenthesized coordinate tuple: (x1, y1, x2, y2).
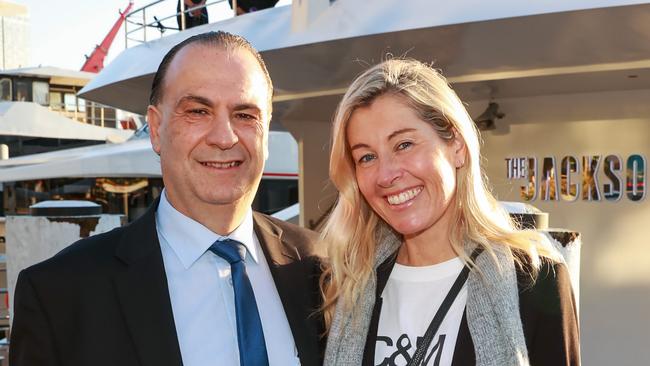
(1, 66, 95, 87)
(270, 202, 299, 223)
(0, 102, 133, 141)
(80, 0, 650, 115)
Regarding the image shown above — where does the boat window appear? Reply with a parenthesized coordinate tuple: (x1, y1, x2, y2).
(14, 79, 31, 102)
(64, 93, 77, 112)
(102, 107, 117, 128)
(0, 78, 11, 101)
(32, 81, 49, 106)
(50, 92, 63, 110)
(77, 98, 86, 113)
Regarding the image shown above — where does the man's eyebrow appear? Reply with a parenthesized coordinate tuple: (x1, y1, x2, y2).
(176, 95, 212, 108)
(232, 103, 262, 113)
(387, 128, 417, 141)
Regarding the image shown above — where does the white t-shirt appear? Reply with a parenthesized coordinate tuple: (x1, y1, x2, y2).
(375, 257, 467, 366)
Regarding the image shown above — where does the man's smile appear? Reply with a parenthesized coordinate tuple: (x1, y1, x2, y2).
(199, 160, 243, 169)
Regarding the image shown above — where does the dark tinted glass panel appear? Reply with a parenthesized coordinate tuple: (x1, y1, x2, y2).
(14, 79, 30, 102)
(0, 79, 11, 101)
(252, 179, 298, 215)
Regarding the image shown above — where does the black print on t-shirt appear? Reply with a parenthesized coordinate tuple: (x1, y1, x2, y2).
(376, 333, 446, 366)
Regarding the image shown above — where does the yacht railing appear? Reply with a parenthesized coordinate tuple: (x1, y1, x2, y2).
(49, 101, 130, 129)
(124, 0, 235, 48)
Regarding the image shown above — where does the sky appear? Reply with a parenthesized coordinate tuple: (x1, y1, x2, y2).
(14, 0, 291, 71)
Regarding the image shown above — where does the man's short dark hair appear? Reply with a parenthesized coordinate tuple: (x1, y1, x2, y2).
(149, 31, 273, 107)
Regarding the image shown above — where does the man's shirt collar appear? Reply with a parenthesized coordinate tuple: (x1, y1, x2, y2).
(156, 189, 259, 269)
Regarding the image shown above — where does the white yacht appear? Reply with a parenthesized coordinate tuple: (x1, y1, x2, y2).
(0, 66, 135, 157)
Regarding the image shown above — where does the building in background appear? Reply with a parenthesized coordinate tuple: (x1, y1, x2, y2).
(0, 1, 29, 70)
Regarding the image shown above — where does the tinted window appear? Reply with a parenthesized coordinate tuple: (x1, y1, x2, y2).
(252, 179, 298, 214)
(14, 79, 30, 102)
(0, 78, 11, 101)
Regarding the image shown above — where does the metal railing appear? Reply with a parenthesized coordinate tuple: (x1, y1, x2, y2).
(49, 101, 120, 129)
(124, 0, 234, 48)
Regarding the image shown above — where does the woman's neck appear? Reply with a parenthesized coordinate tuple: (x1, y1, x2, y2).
(396, 222, 457, 267)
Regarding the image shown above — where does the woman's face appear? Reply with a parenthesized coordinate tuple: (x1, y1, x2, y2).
(346, 94, 465, 238)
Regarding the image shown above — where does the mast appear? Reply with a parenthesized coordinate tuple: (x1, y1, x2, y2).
(81, 1, 134, 73)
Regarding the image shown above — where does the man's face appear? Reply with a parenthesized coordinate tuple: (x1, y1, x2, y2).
(147, 44, 271, 217)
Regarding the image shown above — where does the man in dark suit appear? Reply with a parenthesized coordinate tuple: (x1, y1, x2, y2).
(10, 31, 324, 366)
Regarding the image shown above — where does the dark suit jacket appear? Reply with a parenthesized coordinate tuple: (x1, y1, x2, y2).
(10, 200, 325, 366)
(363, 252, 581, 366)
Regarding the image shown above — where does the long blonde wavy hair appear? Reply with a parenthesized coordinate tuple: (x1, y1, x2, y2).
(320, 58, 559, 330)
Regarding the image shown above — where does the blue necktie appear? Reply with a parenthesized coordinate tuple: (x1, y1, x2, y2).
(209, 239, 269, 366)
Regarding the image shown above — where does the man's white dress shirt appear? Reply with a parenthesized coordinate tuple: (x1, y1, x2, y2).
(156, 190, 301, 366)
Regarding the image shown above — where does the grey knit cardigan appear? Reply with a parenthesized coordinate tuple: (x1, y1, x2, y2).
(324, 228, 531, 366)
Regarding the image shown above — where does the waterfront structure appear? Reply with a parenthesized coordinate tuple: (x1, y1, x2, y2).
(18, 0, 650, 364)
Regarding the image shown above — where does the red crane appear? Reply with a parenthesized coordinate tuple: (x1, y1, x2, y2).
(81, 1, 134, 73)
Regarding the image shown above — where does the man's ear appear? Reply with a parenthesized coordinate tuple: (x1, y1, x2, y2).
(147, 105, 163, 155)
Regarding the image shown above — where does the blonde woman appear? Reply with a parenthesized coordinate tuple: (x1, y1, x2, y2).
(321, 59, 580, 366)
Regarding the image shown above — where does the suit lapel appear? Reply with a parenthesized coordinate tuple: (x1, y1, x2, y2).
(113, 199, 183, 366)
(253, 213, 322, 366)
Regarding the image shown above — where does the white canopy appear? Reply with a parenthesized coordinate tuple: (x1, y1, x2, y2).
(1, 66, 96, 87)
(0, 102, 133, 141)
(79, 0, 650, 115)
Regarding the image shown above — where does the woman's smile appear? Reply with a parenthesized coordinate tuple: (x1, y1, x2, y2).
(385, 186, 423, 206)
